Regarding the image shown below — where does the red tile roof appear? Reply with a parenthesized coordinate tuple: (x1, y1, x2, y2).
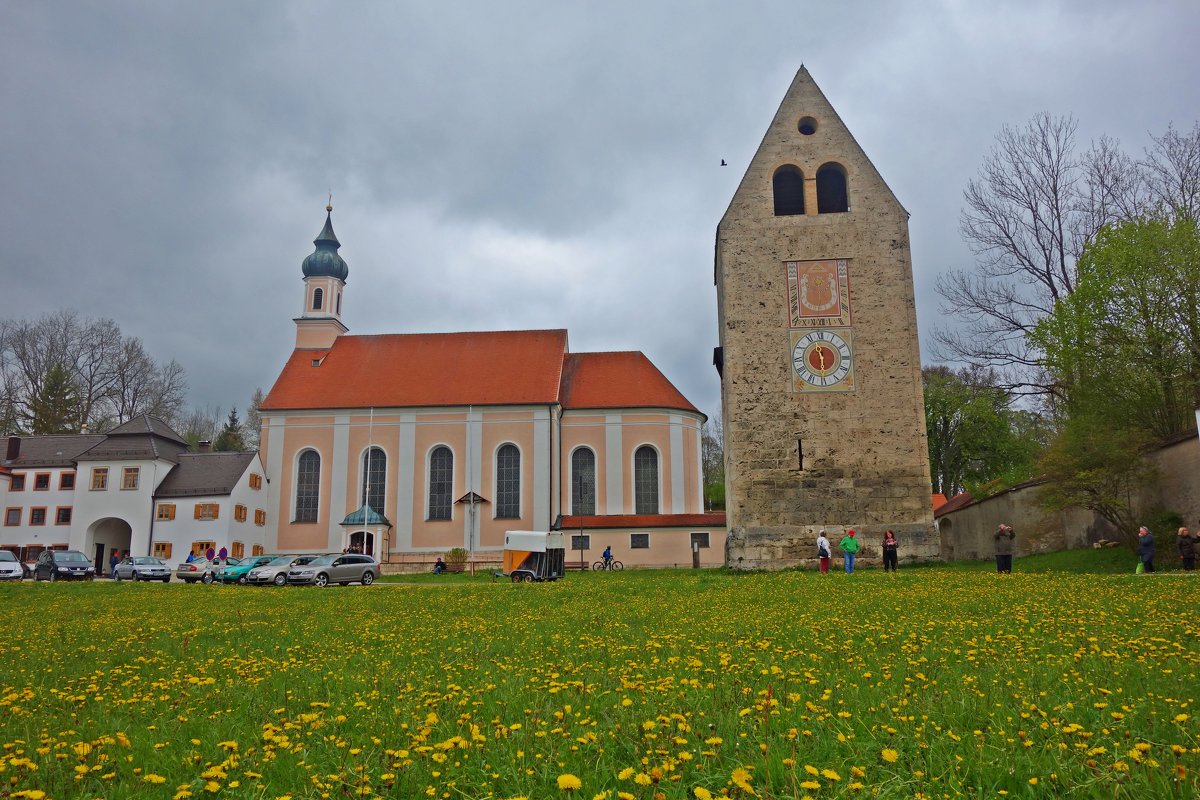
(562, 513, 726, 529)
(933, 491, 975, 518)
(262, 330, 568, 411)
(931, 493, 948, 512)
(262, 331, 701, 414)
(560, 352, 699, 413)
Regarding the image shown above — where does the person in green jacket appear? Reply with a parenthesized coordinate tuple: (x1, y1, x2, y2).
(839, 529, 860, 574)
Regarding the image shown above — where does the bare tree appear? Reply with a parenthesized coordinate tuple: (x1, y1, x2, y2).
(176, 405, 221, 448)
(1143, 122, 1200, 224)
(935, 114, 1163, 395)
(0, 310, 190, 433)
(244, 387, 264, 450)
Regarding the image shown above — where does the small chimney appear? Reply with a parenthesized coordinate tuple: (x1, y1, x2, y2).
(197, 441, 212, 453)
(5, 437, 19, 461)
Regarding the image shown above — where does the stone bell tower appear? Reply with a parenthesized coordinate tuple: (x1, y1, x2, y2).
(714, 67, 936, 569)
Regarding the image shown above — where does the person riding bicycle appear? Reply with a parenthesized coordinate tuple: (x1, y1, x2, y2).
(602, 545, 613, 566)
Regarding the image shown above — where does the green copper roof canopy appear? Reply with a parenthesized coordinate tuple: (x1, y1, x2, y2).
(301, 204, 349, 281)
(340, 503, 391, 527)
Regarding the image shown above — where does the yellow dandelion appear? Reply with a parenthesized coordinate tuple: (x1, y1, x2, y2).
(618, 768, 635, 780)
(144, 774, 168, 784)
(694, 788, 713, 800)
(800, 780, 821, 790)
(881, 749, 899, 764)
(821, 769, 841, 781)
(558, 773, 582, 791)
(731, 767, 755, 795)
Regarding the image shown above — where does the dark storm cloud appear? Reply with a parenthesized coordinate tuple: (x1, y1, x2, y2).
(3, 0, 1199, 423)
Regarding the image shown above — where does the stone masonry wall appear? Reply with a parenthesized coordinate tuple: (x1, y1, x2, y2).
(717, 68, 935, 569)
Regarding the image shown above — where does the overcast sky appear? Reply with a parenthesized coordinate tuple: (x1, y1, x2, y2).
(3, 1, 1198, 423)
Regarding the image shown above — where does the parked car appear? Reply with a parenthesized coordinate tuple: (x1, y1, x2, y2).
(33, 550, 96, 581)
(246, 555, 320, 586)
(175, 557, 242, 584)
(0, 550, 24, 581)
(286, 554, 378, 587)
(215, 555, 276, 585)
(113, 556, 172, 582)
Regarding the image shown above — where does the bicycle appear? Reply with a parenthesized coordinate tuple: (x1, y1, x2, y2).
(592, 559, 623, 571)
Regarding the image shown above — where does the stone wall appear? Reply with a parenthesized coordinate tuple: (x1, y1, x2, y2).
(938, 431, 1200, 560)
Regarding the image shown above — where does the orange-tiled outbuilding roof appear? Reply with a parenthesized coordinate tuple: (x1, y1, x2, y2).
(560, 352, 699, 413)
(261, 330, 701, 414)
(262, 330, 569, 411)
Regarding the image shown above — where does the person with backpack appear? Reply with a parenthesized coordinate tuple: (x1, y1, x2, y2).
(838, 529, 860, 574)
(815, 530, 831, 574)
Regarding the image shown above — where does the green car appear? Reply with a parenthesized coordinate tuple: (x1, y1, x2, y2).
(215, 555, 276, 585)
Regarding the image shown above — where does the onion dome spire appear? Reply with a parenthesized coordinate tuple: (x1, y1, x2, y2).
(301, 202, 349, 281)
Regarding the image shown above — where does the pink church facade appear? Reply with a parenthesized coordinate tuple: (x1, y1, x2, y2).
(259, 210, 724, 570)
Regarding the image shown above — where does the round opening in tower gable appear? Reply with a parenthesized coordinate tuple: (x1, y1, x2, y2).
(798, 117, 818, 135)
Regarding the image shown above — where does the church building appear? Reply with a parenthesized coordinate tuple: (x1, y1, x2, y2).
(715, 67, 937, 568)
(259, 206, 724, 570)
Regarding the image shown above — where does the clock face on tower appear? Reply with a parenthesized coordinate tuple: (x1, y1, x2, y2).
(790, 329, 855, 392)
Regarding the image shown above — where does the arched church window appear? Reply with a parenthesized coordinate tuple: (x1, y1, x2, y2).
(571, 447, 596, 515)
(773, 165, 805, 216)
(816, 163, 849, 213)
(294, 450, 320, 522)
(361, 447, 386, 515)
(428, 446, 453, 520)
(496, 444, 521, 519)
(634, 446, 659, 515)
(312, 287, 324, 310)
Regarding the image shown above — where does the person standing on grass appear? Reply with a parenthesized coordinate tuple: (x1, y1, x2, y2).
(816, 530, 831, 574)
(1178, 527, 1196, 571)
(839, 529, 860, 574)
(881, 530, 899, 573)
(994, 524, 1015, 574)
(1137, 526, 1155, 573)
(109, 550, 120, 578)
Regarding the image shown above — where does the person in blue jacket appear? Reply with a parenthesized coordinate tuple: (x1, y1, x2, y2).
(1137, 526, 1155, 573)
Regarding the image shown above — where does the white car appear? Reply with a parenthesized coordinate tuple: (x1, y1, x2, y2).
(0, 551, 23, 581)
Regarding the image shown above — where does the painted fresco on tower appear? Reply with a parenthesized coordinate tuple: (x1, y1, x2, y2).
(786, 259, 851, 328)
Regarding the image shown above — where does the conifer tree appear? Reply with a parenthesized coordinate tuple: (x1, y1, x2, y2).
(27, 364, 79, 434)
(213, 408, 246, 452)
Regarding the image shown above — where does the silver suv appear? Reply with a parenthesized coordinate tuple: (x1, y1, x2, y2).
(286, 554, 378, 587)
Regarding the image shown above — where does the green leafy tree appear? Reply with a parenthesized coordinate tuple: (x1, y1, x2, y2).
(923, 366, 1044, 497)
(1037, 413, 1158, 546)
(1031, 216, 1200, 438)
(213, 408, 246, 452)
(26, 364, 79, 434)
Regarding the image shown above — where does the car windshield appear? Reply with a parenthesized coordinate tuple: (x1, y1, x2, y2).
(56, 551, 90, 563)
(0, 551, 16, 562)
(266, 556, 293, 566)
(306, 555, 337, 566)
(132, 557, 163, 565)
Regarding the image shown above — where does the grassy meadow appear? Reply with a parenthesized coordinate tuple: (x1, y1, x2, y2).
(0, 560, 1197, 799)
